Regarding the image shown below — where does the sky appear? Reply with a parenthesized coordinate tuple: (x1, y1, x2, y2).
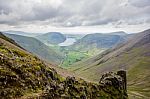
(0, 0, 150, 34)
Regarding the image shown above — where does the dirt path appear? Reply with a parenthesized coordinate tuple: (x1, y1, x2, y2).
(128, 91, 149, 99)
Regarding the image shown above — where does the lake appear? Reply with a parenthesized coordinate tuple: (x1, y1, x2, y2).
(59, 38, 76, 46)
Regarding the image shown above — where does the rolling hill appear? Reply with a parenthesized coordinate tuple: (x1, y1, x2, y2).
(69, 29, 150, 98)
(4, 33, 63, 64)
(36, 32, 66, 45)
(0, 32, 127, 98)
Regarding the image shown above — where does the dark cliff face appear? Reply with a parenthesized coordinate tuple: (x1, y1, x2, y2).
(0, 33, 127, 98)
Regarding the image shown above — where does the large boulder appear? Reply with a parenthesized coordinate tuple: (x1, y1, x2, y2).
(99, 70, 126, 90)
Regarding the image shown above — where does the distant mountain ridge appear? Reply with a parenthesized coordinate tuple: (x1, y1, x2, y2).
(4, 30, 41, 37)
(36, 32, 66, 45)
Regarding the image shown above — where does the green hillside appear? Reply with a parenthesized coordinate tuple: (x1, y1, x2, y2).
(69, 32, 127, 51)
(4, 33, 63, 64)
(68, 29, 150, 98)
(0, 31, 127, 98)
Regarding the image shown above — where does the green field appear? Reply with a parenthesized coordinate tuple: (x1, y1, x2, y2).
(60, 51, 89, 68)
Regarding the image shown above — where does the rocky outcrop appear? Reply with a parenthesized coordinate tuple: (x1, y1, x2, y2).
(99, 70, 127, 98)
(41, 71, 128, 99)
(99, 70, 127, 91)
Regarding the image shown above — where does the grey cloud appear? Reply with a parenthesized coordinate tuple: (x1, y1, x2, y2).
(0, 1, 13, 14)
(24, 6, 58, 21)
(0, 0, 150, 27)
(129, 0, 150, 7)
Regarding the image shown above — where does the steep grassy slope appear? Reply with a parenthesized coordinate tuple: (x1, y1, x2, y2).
(0, 32, 127, 98)
(0, 34, 61, 98)
(36, 32, 66, 45)
(4, 33, 63, 64)
(69, 29, 150, 98)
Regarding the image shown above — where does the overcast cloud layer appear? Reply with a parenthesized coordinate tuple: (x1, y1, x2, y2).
(0, 0, 150, 33)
